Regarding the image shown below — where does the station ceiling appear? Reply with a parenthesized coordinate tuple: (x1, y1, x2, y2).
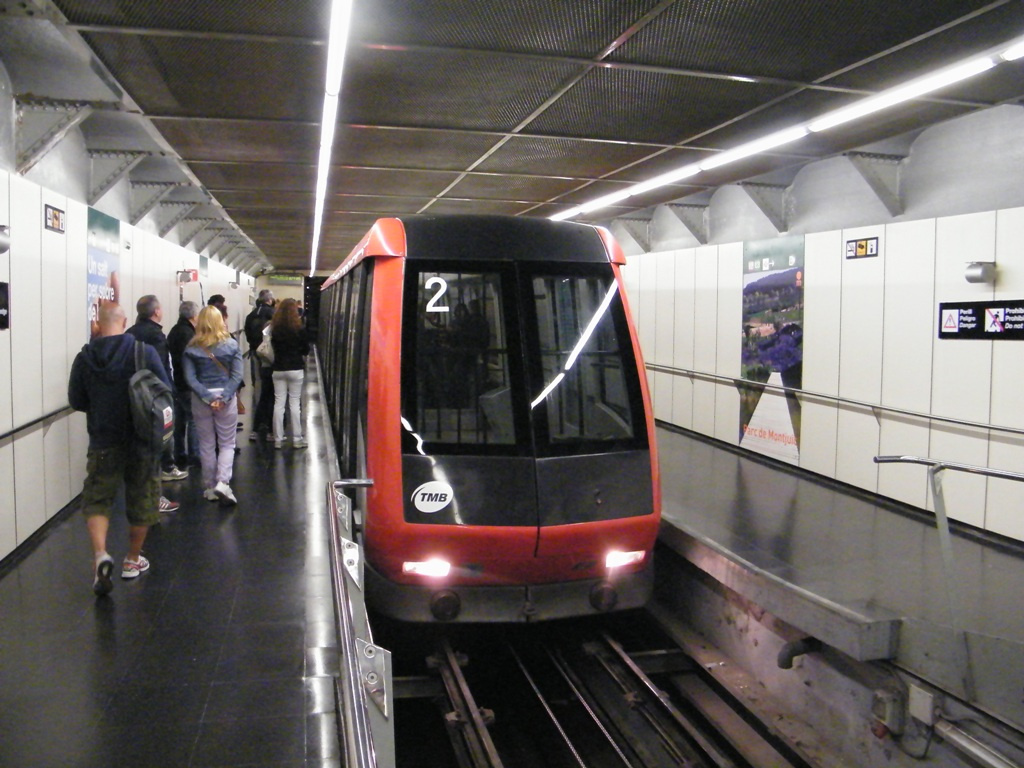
(2, 1, 1024, 273)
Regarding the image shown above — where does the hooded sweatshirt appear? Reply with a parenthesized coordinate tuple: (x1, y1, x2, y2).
(68, 333, 172, 449)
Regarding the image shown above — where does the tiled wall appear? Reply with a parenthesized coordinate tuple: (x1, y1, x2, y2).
(624, 207, 1024, 541)
(0, 170, 253, 561)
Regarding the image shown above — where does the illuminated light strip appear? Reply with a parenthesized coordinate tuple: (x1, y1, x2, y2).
(551, 38, 1024, 222)
(807, 56, 995, 133)
(699, 126, 808, 170)
(309, 0, 355, 277)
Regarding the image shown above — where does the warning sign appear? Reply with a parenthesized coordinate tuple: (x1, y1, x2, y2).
(938, 300, 1024, 339)
(845, 236, 879, 259)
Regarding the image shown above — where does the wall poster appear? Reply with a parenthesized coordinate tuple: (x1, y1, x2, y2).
(87, 208, 121, 340)
(739, 235, 805, 464)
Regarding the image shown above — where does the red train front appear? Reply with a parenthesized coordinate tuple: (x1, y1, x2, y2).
(319, 215, 660, 622)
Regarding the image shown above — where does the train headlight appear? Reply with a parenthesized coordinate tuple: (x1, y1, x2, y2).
(605, 550, 645, 569)
(402, 559, 451, 577)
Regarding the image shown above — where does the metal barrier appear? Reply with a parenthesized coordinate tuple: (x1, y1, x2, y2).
(874, 455, 1024, 703)
(326, 478, 394, 768)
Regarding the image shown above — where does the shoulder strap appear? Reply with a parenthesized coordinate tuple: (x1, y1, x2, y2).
(204, 346, 229, 374)
(135, 340, 145, 372)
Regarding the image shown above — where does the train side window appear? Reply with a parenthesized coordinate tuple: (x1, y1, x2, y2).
(405, 269, 515, 447)
(530, 274, 636, 443)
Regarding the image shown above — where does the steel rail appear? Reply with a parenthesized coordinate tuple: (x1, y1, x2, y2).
(434, 639, 505, 768)
(647, 363, 1024, 438)
(506, 643, 591, 768)
(326, 478, 379, 768)
(600, 632, 739, 768)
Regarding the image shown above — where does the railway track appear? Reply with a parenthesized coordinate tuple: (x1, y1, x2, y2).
(384, 611, 806, 768)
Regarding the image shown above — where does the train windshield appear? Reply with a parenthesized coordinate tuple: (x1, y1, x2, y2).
(530, 274, 635, 445)
(401, 262, 645, 456)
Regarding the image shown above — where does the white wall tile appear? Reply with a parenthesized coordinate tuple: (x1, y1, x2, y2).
(671, 249, 696, 429)
(715, 243, 742, 444)
(800, 231, 842, 476)
(9, 176, 43, 423)
(929, 212, 996, 526)
(14, 424, 45, 545)
(692, 247, 719, 436)
(635, 254, 656, 362)
(0, 170, 11, 438)
(651, 251, 676, 420)
(986, 206, 1024, 537)
(68, 411, 88, 494)
(878, 219, 936, 507)
(834, 226, 886, 489)
(40, 190, 69, 414)
(43, 416, 72, 518)
(653, 251, 676, 366)
(0, 441, 14, 560)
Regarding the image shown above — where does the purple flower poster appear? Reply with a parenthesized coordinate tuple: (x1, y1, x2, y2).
(739, 235, 804, 464)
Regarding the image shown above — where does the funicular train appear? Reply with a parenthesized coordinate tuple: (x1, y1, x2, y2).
(317, 215, 660, 622)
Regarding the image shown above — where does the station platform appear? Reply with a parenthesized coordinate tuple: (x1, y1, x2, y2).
(3, 371, 1024, 765)
(0, 360, 341, 767)
(655, 424, 1024, 732)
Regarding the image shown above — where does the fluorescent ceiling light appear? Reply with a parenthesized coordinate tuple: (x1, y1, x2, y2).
(808, 56, 995, 133)
(1002, 40, 1024, 61)
(550, 36, 1017, 223)
(699, 126, 809, 171)
(309, 0, 355, 276)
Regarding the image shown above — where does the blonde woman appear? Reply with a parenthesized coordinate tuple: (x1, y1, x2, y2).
(182, 306, 243, 505)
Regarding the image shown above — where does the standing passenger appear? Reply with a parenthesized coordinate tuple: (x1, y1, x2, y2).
(166, 301, 200, 468)
(244, 289, 276, 441)
(270, 297, 310, 449)
(69, 302, 169, 593)
(182, 306, 243, 505)
(125, 294, 184, 515)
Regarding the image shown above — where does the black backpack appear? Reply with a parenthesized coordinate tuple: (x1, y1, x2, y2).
(128, 341, 175, 452)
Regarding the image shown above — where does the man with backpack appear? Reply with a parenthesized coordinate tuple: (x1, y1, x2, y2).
(127, 295, 188, 492)
(244, 289, 275, 441)
(69, 302, 173, 595)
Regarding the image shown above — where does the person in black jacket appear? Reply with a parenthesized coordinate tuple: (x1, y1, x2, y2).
(270, 298, 310, 449)
(69, 302, 171, 594)
(167, 301, 199, 468)
(126, 294, 188, 489)
(243, 289, 275, 440)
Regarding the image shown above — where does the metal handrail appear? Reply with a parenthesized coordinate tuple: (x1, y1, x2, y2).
(646, 363, 1024, 437)
(326, 477, 393, 768)
(873, 455, 1024, 705)
(0, 405, 75, 442)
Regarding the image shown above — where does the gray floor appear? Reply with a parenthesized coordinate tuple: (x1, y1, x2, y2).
(655, 424, 1024, 727)
(0, 363, 338, 768)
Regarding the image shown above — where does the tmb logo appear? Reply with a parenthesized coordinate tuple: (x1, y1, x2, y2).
(411, 481, 454, 514)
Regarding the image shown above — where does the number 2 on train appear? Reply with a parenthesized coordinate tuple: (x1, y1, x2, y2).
(425, 276, 449, 313)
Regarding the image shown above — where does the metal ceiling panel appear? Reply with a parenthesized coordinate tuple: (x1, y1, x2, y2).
(342, 46, 586, 132)
(53, 0, 330, 38)
(327, 167, 460, 197)
(609, 0, 1005, 81)
(476, 135, 663, 177)
(353, 0, 671, 57)
(189, 162, 316, 192)
(81, 34, 323, 120)
(152, 118, 317, 164)
(333, 125, 500, 171)
(528, 67, 794, 144)
(443, 173, 586, 202)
